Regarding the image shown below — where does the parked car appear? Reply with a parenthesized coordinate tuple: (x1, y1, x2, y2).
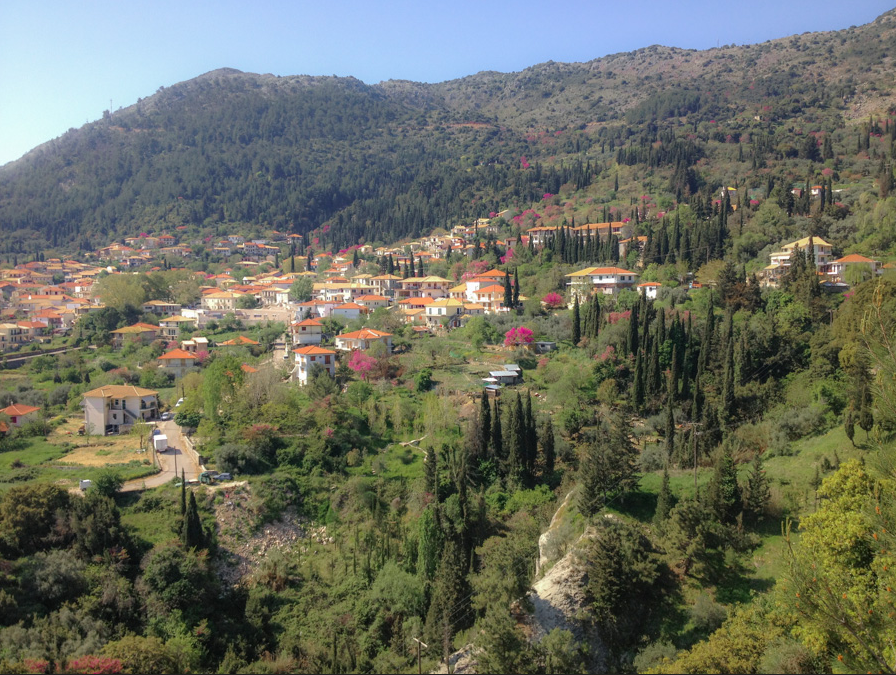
(216, 472, 232, 481)
(151, 428, 162, 436)
(175, 398, 184, 408)
(160, 412, 172, 421)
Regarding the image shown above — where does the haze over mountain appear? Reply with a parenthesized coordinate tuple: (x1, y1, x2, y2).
(2, 9, 895, 255)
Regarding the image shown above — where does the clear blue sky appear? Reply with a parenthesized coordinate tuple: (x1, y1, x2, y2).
(1, 0, 893, 166)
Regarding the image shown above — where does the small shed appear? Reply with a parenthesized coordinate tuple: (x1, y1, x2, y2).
(489, 370, 519, 385)
(534, 341, 556, 354)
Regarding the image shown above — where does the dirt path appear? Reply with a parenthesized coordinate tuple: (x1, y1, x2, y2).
(122, 419, 201, 491)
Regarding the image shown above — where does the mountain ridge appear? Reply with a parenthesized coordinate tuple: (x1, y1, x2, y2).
(2, 9, 896, 254)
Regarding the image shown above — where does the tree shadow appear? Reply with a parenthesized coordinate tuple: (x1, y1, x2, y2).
(612, 489, 658, 523)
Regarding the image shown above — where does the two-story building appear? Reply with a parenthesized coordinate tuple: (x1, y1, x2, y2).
(110, 323, 160, 349)
(292, 346, 336, 385)
(157, 348, 198, 378)
(565, 266, 640, 299)
(764, 236, 834, 286)
(291, 318, 324, 345)
(159, 315, 196, 341)
(425, 298, 465, 329)
(81, 385, 159, 435)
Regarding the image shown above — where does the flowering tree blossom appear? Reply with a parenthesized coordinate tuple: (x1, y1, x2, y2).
(347, 350, 377, 380)
(504, 326, 534, 347)
(542, 292, 564, 309)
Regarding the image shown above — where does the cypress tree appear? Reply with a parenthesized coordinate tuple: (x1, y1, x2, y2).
(503, 271, 513, 309)
(409, 254, 416, 278)
(479, 390, 492, 457)
(632, 350, 645, 410)
(572, 295, 581, 345)
(524, 391, 537, 478)
(648, 335, 661, 400)
(670, 344, 681, 401)
(388, 254, 395, 275)
(180, 469, 186, 516)
(506, 393, 525, 487)
(491, 399, 503, 465)
(664, 396, 676, 458)
(542, 418, 555, 476)
(512, 268, 520, 306)
(424, 444, 439, 497)
(183, 491, 205, 549)
(721, 313, 736, 426)
(627, 301, 640, 356)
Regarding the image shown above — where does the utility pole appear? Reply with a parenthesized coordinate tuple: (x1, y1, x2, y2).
(412, 637, 428, 675)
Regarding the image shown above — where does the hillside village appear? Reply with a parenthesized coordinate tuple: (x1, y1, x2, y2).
(5, 9, 896, 673)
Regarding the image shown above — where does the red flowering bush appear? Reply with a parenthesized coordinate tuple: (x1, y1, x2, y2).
(348, 350, 377, 380)
(541, 292, 564, 309)
(65, 656, 123, 674)
(504, 326, 534, 347)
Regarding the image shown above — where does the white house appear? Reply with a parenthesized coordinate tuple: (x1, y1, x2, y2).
(828, 254, 881, 283)
(637, 282, 661, 300)
(0, 403, 40, 428)
(425, 298, 465, 329)
(565, 266, 639, 298)
(292, 318, 324, 345)
(292, 346, 336, 385)
(81, 385, 159, 435)
(332, 302, 366, 320)
(157, 348, 198, 378)
(334, 328, 393, 353)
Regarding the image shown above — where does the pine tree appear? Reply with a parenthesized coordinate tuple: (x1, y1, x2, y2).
(653, 467, 673, 526)
(743, 452, 771, 526)
(707, 448, 742, 525)
(424, 540, 471, 663)
(572, 295, 581, 345)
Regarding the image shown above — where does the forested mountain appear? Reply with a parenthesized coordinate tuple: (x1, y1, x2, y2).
(2, 9, 896, 256)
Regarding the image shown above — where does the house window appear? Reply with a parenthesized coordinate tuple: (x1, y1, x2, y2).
(325, 355, 331, 365)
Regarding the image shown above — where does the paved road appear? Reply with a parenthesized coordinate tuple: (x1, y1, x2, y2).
(122, 418, 202, 491)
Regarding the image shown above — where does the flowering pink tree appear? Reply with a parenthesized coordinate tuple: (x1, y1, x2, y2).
(542, 292, 564, 309)
(65, 656, 123, 674)
(504, 326, 534, 348)
(347, 350, 377, 380)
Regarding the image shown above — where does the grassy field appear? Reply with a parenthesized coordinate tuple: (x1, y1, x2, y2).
(0, 415, 160, 493)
